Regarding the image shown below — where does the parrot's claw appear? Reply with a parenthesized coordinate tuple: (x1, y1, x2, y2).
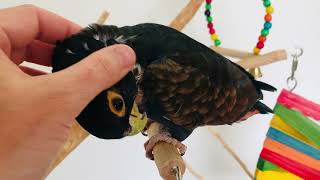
(144, 132, 187, 160)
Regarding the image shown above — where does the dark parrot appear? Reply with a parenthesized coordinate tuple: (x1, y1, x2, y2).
(52, 23, 276, 159)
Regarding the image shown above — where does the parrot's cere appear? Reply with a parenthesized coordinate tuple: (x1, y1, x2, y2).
(52, 23, 276, 159)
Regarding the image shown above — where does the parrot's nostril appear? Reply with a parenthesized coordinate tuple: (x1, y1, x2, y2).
(130, 114, 138, 118)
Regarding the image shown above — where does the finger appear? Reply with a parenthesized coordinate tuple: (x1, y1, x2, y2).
(19, 65, 48, 76)
(0, 49, 24, 77)
(26, 40, 54, 66)
(46, 45, 135, 111)
(0, 5, 80, 63)
(10, 40, 54, 66)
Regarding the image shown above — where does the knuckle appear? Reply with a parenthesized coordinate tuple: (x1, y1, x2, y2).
(20, 4, 38, 10)
(90, 51, 120, 82)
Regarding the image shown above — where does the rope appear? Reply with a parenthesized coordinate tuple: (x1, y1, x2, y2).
(184, 159, 205, 180)
(207, 127, 254, 180)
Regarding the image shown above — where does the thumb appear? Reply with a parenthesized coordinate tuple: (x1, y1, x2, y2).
(47, 44, 136, 108)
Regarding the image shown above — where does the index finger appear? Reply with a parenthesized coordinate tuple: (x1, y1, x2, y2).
(0, 4, 81, 52)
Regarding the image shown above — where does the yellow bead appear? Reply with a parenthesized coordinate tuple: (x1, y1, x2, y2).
(253, 47, 261, 55)
(266, 6, 274, 14)
(211, 34, 219, 40)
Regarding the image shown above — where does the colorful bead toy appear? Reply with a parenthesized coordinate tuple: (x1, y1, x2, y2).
(205, 0, 274, 55)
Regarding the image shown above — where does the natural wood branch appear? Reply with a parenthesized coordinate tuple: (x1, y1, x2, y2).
(237, 49, 288, 69)
(147, 123, 186, 180)
(169, 0, 205, 31)
(46, 11, 109, 176)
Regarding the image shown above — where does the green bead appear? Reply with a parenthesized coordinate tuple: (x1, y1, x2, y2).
(207, 16, 213, 22)
(261, 29, 269, 36)
(205, 4, 211, 10)
(263, 0, 271, 7)
(215, 39, 221, 46)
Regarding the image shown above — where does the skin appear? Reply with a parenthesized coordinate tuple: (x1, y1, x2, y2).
(0, 5, 136, 180)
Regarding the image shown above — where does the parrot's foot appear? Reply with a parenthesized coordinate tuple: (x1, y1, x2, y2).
(144, 132, 186, 160)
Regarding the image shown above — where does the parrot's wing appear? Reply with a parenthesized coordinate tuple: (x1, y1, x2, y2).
(141, 51, 258, 134)
(142, 55, 212, 131)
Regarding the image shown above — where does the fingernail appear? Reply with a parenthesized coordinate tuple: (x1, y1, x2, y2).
(113, 45, 136, 68)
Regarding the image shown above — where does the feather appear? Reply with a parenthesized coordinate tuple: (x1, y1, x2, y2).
(254, 80, 277, 92)
(254, 101, 273, 114)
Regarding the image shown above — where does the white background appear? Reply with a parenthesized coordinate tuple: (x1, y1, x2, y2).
(1, 1, 319, 180)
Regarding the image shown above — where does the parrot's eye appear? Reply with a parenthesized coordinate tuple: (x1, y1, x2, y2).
(112, 98, 124, 112)
(107, 91, 126, 117)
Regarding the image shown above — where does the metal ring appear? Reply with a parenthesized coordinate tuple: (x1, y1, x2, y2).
(172, 166, 182, 180)
(291, 47, 304, 58)
(286, 77, 298, 92)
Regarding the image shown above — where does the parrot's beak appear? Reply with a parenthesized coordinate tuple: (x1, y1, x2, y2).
(127, 102, 148, 136)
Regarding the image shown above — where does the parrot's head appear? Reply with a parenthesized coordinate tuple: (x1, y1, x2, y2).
(51, 25, 148, 139)
(76, 72, 148, 139)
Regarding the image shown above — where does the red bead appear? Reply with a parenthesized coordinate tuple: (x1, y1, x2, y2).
(207, 22, 213, 29)
(209, 28, 216, 34)
(206, 0, 212, 3)
(256, 41, 265, 49)
(265, 14, 272, 22)
(259, 35, 267, 42)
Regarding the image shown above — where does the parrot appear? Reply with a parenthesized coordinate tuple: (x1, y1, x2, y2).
(52, 23, 276, 159)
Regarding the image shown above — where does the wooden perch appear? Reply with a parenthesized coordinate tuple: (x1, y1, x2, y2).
(96, 11, 110, 24)
(237, 49, 288, 69)
(211, 46, 255, 59)
(147, 123, 186, 180)
(169, 0, 205, 31)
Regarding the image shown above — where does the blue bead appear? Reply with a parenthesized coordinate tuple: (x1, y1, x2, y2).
(264, 22, 272, 29)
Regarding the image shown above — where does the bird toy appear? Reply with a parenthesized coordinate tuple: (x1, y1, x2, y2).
(204, 0, 274, 78)
(255, 50, 320, 180)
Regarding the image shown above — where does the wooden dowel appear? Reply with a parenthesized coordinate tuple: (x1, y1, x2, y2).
(211, 46, 255, 59)
(237, 49, 288, 69)
(46, 11, 109, 176)
(96, 11, 109, 25)
(169, 0, 205, 31)
(147, 123, 186, 180)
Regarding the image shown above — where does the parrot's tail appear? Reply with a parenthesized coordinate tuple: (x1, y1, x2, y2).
(254, 80, 277, 92)
(254, 101, 274, 114)
(253, 80, 277, 100)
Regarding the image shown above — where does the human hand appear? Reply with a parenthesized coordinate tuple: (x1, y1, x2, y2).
(0, 5, 135, 180)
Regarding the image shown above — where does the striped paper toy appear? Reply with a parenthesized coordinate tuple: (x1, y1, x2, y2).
(255, 89, 320, 180)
